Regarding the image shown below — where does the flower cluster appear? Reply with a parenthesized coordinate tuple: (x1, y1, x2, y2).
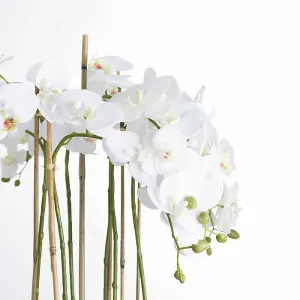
(0, 54, 241, 282)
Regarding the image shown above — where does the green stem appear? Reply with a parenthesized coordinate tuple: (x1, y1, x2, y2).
(166, 214, 180, 249)
(0, 74, 9, 84)
(26, 130, 44, 150)
(65, 150, 75, 300)
(131, 178, 147, 300)
(52, 132, 102, 162)
(147, 118, 160, 130)
(179, 246, 193, 251)
(35, 142, 48, 300)
(104, 170, 112, 300)
(53, 180, 68, 300)
(166, 214, 181, 270)
(208, 210, 215, 237)
(109, 162, 118, 300)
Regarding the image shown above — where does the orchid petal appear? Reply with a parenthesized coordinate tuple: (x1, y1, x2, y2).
(102, 130, 139, 165)
(137, 187, 158, 209)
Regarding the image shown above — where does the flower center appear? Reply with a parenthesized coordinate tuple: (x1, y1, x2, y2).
(220, 161, 227, 169)
(84, 137, 97, 144)
(3, 117, 16, 131)
(162, 151, 170, 160)
(93, 63, 102, 70)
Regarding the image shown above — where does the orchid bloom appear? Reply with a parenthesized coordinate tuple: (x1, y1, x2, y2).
(0, 139, 27, 179)
(52, 89, 123, 136)
(27, 59, 71, 123)
(111, 69, 184, 124)
(216, 183, 241, 234)
(0, 83, 38, 140)
(145, 153, 223, 214)
(87, 56, 133, 96)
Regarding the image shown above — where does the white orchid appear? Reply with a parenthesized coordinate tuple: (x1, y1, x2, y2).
(111, 69, 184, 124)
(0, 139, 27, 179)
(87, 56, 133, 96)
(141, 153, 224, 214)
(216, 183, 241, 234)
(52, 89, 123, 136)
(27, 59, 72, 123)
(0, 83, 38, 140)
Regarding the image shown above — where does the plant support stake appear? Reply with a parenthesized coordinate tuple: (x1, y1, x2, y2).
(79, 33, 88, 300)
(47, 121, 59, 300)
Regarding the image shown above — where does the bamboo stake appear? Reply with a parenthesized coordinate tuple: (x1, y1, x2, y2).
(79, 33, 88, 300)
(35, 142, 48, 300)
(136, 183, 141, 300)
(120, 164, 125, 300)
(31, 100, 40, 300)
(47, 121, 59, 300)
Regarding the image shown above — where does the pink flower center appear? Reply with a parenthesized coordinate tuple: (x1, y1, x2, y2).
(93, 63, 102, 70)
(220, 162, 226, 169)
(163, 152, 170, 160)
(3, 117, 16, 131)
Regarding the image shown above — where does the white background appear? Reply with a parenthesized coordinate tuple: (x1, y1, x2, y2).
(1, 0, 300, 299)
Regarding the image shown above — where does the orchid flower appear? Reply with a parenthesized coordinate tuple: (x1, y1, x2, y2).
(52, 89, 123, 136)
(111, 69, 184, 124)
(27, 59, 72, 123)
(0, 139, 27, 179)
(216, 183, 241, 234)
(87, 56, 133, 96)
(138, 152, 224, 214)
(0, 83, 38, 140)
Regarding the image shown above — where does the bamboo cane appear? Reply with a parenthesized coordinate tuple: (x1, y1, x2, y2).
(31, 89, 40, 300)
(79, 33, 88, 300)
(47, 121, 59, 300)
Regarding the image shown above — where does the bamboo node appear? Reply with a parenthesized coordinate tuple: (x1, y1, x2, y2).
(47, 164, 56, 170)
(33, 251, 39, 263)
(49, 246, 56, 256)
(35, 112, 42, 117)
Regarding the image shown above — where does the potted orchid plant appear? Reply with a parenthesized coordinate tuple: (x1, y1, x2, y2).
(0, 35, 241, 300)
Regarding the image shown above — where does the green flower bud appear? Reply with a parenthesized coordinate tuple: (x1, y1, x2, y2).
(197, 211, 210, 225)
(14, 180, 21, 187)
(227, 229, 240, 239)
(1, 177, 10, 183)
(174, 270, 180, 280)
(184, 196, 197, 210)
(174, 269, 186, 283)
(192, 239, 210, 253)
(206, 248, 213, 256)
(179, 273, 186, 284)
(25, 152, 32, 162)
(205, 236, 212, 243)
(216, 233, 228, 243)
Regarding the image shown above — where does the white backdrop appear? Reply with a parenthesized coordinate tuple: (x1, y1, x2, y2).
(1, 0, 300, 299)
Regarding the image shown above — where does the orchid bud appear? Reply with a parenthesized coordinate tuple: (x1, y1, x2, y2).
(174, 269, 186, 283)
(25, 152, 32, 162)
(206, 248, 213, 256)
(198, 211, 210, 225)
(192, 240, 209, 253)
(14, 180, 21, 187)
(205, 236, 212, 243)
(1, 177, 10, 183)
(216, 233, 228, 243)
(227, 229, 240, 239)
(184, 196, 197, 210)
